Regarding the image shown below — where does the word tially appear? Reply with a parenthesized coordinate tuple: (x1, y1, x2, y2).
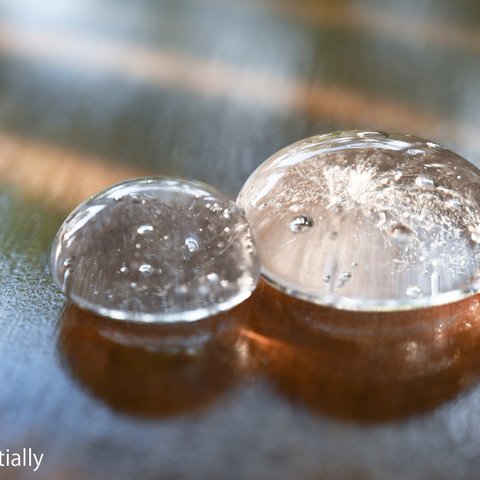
(0, 448, 44, 472)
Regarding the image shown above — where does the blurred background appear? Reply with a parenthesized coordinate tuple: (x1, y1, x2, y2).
(1, 0, 480, 203)
(1, 0, 480, 479)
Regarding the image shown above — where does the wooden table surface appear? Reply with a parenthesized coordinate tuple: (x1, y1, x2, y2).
(1, 0, 480, 478)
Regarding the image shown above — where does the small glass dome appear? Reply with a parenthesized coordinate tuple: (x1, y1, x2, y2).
(52, 177, 260, 322)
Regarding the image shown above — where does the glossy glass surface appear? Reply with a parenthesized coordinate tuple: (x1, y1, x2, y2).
(238, 131, 480, 311)
(52, 177, 260, 322)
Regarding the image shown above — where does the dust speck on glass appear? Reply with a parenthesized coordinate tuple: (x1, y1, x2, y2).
(237, 130, 480, 311)
(51, 177, 260, 322)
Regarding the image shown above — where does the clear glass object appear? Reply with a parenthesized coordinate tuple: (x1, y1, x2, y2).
(51, 177, 260, 322)
(237, 130, 480, 311)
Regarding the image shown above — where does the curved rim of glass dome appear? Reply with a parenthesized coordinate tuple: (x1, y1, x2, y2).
(68, 175, 232, 213)
(260, 270, 480, 312)
(273, 129, 448, 158)
(62, 287, 255, 323)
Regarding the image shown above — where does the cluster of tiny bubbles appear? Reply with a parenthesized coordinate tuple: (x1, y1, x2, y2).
(51, 177, 260, 322)
(237, 130, 480, 311)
